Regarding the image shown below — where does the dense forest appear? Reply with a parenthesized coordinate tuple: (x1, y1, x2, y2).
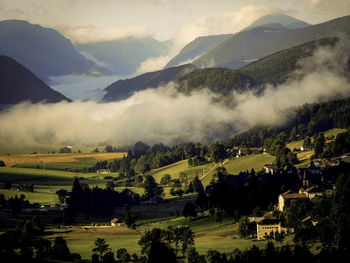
(229, 97, 350, 148)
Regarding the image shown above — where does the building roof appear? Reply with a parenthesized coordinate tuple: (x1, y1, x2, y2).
(281, 190, 307, 199)
(111, 218, 119, 223)
(258, 219, 280, 225)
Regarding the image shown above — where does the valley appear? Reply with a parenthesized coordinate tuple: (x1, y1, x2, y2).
(0, 3, 350, 262)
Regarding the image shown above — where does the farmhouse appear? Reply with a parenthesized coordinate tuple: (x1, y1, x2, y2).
(256, 219, 288, 240)
(278, 190, 308, 211)
(97, 169, 111, 174)
(110, 218, 119, 226)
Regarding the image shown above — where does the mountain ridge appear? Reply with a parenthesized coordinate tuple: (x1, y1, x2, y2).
(0, 20, 108, 83)
(0, 55, 71, 105)
(193, 15, 350, 69)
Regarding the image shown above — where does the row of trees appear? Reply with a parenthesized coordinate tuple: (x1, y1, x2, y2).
(91, 225, 195, 263)
(66, 177, 141, 216)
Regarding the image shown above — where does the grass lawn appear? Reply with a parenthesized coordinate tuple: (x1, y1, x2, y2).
(223, 154, 275, 175)
(150, 160, 215, 184)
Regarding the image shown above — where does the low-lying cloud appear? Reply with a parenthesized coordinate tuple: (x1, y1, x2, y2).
(0, 38, 349, 149)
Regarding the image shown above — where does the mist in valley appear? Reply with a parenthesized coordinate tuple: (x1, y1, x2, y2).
(1, 38, 350, 149)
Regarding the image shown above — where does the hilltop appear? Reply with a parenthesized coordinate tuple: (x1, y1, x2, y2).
(193, 15, 350, 69)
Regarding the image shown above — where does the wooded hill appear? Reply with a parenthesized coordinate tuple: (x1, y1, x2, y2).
(175, 37, 340, 95)
(103, 37, 340, 102)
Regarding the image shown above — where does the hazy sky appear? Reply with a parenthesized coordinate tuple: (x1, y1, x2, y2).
(1, 0, 350, 44)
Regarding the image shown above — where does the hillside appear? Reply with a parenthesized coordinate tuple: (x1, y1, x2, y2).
(193, 15, 350, 69)
(165, 34, 233, 69)
(0, 55, 71, 104)
(229, 97, 350, 148)
(241, 37, 339, 85)
(103, 37, 340, 101)
(76, 37, 172, 75)
(0, 20, 107, 82)
(174, 37, 337, 95)
(102, 64, 197, 102)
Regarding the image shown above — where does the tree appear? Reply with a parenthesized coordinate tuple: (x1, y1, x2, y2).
(59, 147, 71, 153)
(313, 132, 325, 157)
(52, 237, 70, 260)
(92, 147, 99, 153)
(332, 171, 350, 250)
(143, 175, 163, 200)
(206, 250, 222, 263)
(173, 226, 195, 256)
(238, 216, 250, 238)
(106, 181, 115, 190)
(123, 204, 136, 228)
(192, 176, 204, 193)
(183, 202, 197, 219)
(160, 174, 172, 186)
(215, 209, 223, 224)
(186, 247, 200, 263)
(209, 142, 227, 163)
(116, 248, 130, 263)
(104, 145, 114, 153)
(56, 189, 68, 204)
(138, 228, 176, 263)
(92, 238, 111, 262)
(302, 136, 312, 150)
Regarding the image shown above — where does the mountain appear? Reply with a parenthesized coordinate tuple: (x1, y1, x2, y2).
(0, 55, 71, 105)
(164, 34, 233, 69)
(174, 37, 338, 96)
(193, 15, 350, 69)
(242, 13, 311, 31)
(102, 64, 197, 102)
(0, 20, 107, 83)
(75, 37, 172, 75)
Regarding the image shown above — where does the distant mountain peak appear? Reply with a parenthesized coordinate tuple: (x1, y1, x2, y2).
(243, 13, 311, 31)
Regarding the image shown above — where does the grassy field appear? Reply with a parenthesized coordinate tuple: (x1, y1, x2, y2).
(222, 154, 275, 175)
(286, 128, 347, 151)
(43, 215, 294, 260)
(0, 152, 126, 167)
(150, 160, 215, 183)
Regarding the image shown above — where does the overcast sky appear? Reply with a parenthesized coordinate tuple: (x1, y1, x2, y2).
(1, 0, 349, 44)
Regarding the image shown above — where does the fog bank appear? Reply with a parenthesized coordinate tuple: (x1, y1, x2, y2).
(1, 38, 349, 148)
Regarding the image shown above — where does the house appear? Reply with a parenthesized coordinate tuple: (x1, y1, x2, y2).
(256, 219, 288, 240)
(264, 164, 278, 175)
(110, 218, 119, 226)
(278, 190, 308, 211)
(97, 169, 111, 174)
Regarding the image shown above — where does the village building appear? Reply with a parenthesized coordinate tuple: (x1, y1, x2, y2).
(264, 164, 278, 174)
(256, 219, 288, 240)
(110, 218, 119, 226)
(278, 190, 308, 211)
(97, 169, 111, 174)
